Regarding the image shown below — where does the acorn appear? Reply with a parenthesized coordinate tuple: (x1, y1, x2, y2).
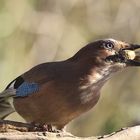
(123, 50, 136, 60)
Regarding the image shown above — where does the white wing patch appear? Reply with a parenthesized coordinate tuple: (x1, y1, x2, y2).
(8, 80, 16, 89)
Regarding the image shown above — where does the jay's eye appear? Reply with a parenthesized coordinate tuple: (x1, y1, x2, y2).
(103, 42, 114, 50)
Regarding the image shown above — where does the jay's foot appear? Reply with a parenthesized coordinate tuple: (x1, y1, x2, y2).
(30, 122, 62, 132)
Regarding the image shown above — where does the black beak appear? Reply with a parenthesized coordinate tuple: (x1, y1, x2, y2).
(123, 44, 140, 50)
(123, 44, 140, 66)
(125, 59, 140, 66)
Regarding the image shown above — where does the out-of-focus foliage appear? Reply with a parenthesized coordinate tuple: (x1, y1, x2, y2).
(0, 0, 140, 137)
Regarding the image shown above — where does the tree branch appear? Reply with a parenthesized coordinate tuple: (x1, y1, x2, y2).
(0, 120, 140, 140)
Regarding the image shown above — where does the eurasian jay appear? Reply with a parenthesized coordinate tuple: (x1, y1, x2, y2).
(0, 39, 140, 130)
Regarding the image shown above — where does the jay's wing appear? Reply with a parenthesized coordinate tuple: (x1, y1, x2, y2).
(0, 63, 54, 119)
(5, 76, 39, 98)
(5, 63, 54, 98)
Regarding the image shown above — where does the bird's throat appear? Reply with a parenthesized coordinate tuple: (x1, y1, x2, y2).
(79, 65, 113, 104)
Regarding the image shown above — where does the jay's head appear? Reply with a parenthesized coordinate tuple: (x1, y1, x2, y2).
(73, 38, 140, 72)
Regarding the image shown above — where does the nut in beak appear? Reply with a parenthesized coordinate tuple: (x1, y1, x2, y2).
(120, 50, 136, 60)
(105, 43, 140, 66)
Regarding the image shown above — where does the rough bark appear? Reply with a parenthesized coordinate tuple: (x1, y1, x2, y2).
(0, 120, 140, 140)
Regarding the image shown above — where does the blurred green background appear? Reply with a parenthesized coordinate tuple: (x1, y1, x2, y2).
(0, 0, 140, 137)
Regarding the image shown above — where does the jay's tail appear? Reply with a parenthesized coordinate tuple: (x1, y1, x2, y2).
(0, 88, 16, 119)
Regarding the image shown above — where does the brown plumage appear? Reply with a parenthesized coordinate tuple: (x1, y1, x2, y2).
(1, 38, 140, 130)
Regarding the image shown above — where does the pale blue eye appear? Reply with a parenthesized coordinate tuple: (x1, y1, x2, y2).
(106, 43, 113, 48)
(103, 42, 114, 49)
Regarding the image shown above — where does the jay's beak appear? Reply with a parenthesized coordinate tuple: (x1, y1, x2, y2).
(105, 44, 140, 66)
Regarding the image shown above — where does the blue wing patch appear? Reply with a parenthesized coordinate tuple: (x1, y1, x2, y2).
(16, 82, 39, 97)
